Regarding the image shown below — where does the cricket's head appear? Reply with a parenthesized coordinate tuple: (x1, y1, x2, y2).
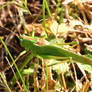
(19, 37, 35, 51)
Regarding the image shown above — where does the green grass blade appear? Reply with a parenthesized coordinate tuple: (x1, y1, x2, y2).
(20, 54, 33, 72)
(59, 6, 65, 24)
(20, 0, 32, 16)
(55, 0, 61, 19)
(21, 0, 27, 7)
(42, 0, 48, 38)
(0, 0, 14, 10)
(43, 0, 46, 29)
(44, 0, 51, 17)
(43, 0, 51, 30)
(12, 53, 33, 84)
(0, 37, 27, 92)
(0, 72, 11, 92)
(46, 64, 48, 92)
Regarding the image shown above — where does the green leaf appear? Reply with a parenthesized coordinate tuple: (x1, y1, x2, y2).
(47, 59, 69, 74)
